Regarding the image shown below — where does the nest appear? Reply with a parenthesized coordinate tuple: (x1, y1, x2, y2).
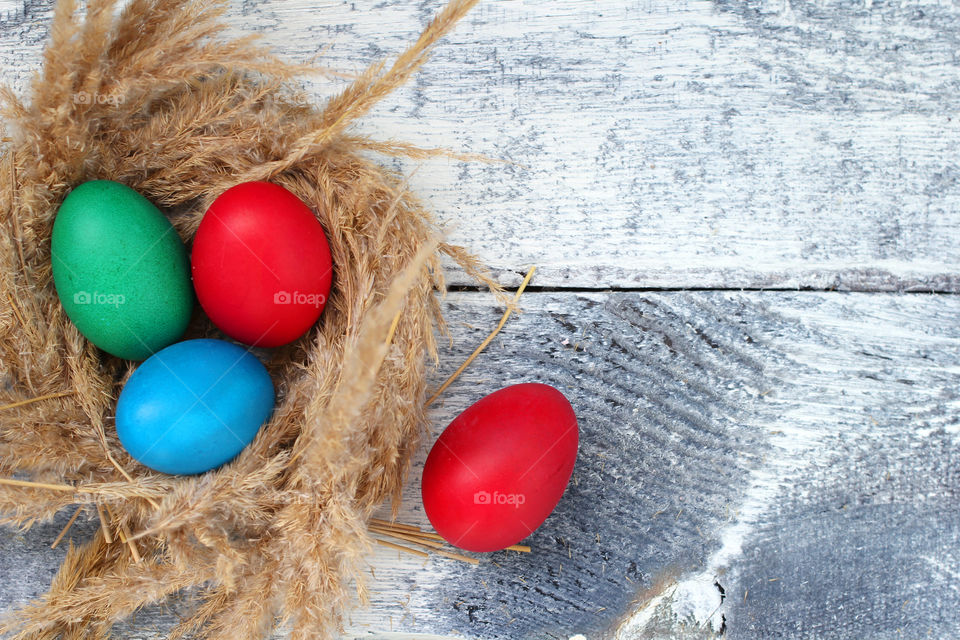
(0, 0, 505, 637)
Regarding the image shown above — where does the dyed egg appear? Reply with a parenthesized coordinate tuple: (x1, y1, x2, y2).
(421, 383, 578, 552)
(51, 180, 193, 360)
(191, 181, 333, 347)
(116, 339, 274, 475)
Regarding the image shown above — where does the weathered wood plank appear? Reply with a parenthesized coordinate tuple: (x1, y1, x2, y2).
(1, 290, 957, 638)
(352, 290, 960, 639)
(1, 0, 959, 290)
(1, 0, 958, 638)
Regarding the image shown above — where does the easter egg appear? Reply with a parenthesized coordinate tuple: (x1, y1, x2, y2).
(421, 383, 578, 552)
(51, 180, 194, 360)
(116, 339, 274, 475)
(191, 181, 333, 347)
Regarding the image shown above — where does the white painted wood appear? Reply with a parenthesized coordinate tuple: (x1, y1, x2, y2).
(0, 1, 959, 639)
(343, 290, 960, 639)
(3, 290, 957, 638)
(0, 1, 19, 18)
(2, 0, 959, 289)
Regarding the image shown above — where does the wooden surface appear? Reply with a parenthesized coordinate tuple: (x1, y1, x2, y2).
(1, 1, 959, 639)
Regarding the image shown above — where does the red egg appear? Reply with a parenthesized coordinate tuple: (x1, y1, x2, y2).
(421, 383, 578, 552)
(191, 182, 333, 347)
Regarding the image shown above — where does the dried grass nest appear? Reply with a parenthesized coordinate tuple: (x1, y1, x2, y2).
(0, 0, 509, 637)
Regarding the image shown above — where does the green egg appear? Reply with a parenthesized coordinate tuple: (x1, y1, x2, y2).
(51, 180, 193, 360)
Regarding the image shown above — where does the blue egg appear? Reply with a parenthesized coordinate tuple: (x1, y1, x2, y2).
(116, 338, 274, 475)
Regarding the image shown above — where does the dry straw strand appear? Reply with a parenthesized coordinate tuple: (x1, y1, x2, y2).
(426, 265, 537, 406)
(50, 504, 84, 549)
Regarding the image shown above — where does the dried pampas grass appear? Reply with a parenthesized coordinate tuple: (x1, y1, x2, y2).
(0, 0, 505, 637)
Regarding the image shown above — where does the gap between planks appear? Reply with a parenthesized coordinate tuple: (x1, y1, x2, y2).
(447, 284, 960, 295)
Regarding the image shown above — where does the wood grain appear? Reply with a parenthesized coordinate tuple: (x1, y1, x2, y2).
(1, 291, 957, 639)
(354, 291, 960, 639)
(1, 0, 959, 289)
(1, 1, 958, 638)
